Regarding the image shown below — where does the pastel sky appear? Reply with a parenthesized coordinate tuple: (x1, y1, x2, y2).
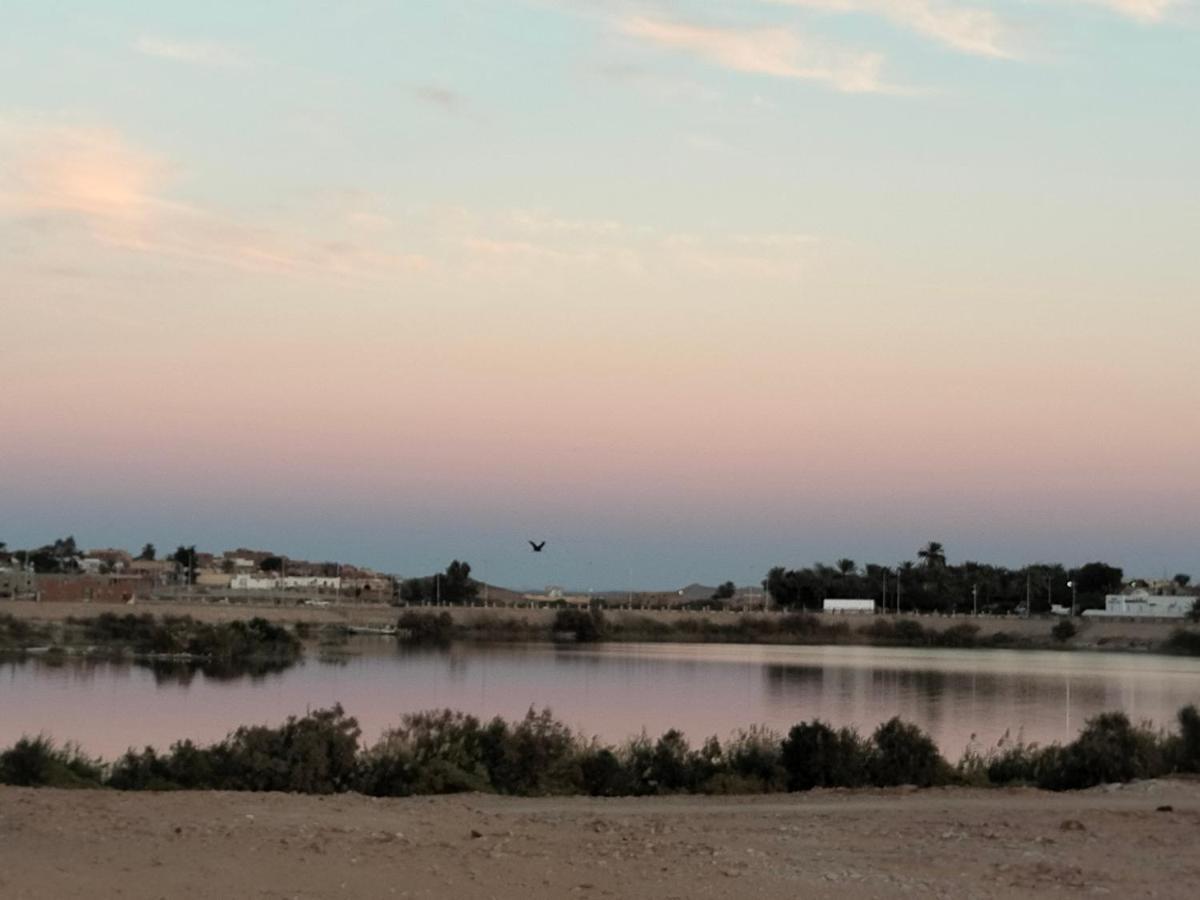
(2, 0, 1197, 588)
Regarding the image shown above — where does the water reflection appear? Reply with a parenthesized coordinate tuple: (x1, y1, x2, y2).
(2, 641, 1199, 759)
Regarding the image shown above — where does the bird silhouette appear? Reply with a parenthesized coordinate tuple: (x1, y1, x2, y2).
(529, 541, 546, 552)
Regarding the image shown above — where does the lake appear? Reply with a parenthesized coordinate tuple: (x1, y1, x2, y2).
(3, 640, 1200, 759)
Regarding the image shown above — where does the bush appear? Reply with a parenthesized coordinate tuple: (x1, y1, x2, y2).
(358, 709, 491, 796)
(780, 721, 870, 791)
(579, 746, 629, 796)
(1162, 629, 1200, 656)
(1036, 712, 1159, 790)
(553, 608, 606, 642)
(397, 611, 455, 645)
(870, 718, 947, 787)
(724, 726, 786, 791)
(0, 736, 104, 788)
(1052, 620, 1078, 643)
(1175, 705, 1200, 772)
(490, 708, 583, 794)
(934, 623, 980, 648)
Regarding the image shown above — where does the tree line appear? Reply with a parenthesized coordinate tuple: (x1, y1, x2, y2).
(762, 541, 1189, 615)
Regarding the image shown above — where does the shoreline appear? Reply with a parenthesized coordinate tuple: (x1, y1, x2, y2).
(3, 598, 1194, 658)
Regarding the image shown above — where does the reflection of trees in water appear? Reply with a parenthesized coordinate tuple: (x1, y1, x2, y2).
(146, 658, 295, 686)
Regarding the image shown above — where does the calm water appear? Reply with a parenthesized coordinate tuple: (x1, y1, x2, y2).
(3, 640, 1200, 758)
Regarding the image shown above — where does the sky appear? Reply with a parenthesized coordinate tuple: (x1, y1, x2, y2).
(1, 0, 1197, 589)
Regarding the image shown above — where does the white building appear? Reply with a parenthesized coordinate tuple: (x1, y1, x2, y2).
(1083, 591, 1194, 619)
(230, 574, 280, 590)
(280, 576, 341, 590)
(823, 598, 876, 614)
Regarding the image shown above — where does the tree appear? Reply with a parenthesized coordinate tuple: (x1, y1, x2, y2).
(172, 546, 198, 585)
(1174, 573, 1192, 588)
(1069, 562, 1123, 611)
(138, 543, 156, 561)
(711, 581, 736, 601)
(917, 542, 946, 569)
(260, 556, 284, 573)
(441, 560, 478, 604)
(836, 559, 856, 576)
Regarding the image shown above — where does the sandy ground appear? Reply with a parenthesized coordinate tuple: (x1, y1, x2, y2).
(2, 781, 1198, 898)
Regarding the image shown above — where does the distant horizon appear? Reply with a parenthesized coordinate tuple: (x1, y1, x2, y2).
(3, 530, 1191, 593)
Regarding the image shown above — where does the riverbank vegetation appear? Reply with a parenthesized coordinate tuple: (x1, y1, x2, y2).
(391, 608, 1200, 655)
(0, 612, 302, 674)
(398, 609, 1044, 650)
(4, 705, 1200, 797)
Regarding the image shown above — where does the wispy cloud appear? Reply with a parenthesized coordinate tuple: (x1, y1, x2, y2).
(1080, 0, 1180, 21)
(134, 35, 251, 67)
(772, 0, 1018, 59)
(620, 15, 905, 94)
(0, 118, 426, 279)
(412, 84, 466, 112)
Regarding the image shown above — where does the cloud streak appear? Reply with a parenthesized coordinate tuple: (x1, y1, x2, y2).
(134, 35, 251, 67)
(772, 0, 1017, 58)
(0, 118, 426, 279)
(620, 15, 903, 93)
(1082, 0, 1179, 21)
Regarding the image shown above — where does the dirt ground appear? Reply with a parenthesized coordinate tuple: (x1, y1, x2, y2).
(2, 780, 1198, 898)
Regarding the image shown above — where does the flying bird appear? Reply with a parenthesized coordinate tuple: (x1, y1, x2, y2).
(529, 541, 546, 552)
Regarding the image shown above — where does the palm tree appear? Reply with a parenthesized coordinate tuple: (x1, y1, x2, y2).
(918, 542, 946, 569)
(836, 558, 856, 576)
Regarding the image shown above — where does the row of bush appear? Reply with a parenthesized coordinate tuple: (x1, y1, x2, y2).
(398, 609, 1035, 650)
(0, 612, 303, 666)
(402, 609, 1200, 655)
(5, 704, 1200, 797)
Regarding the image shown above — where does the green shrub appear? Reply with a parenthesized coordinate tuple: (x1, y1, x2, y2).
(358, 709, 491, 796)
(553, 608, 606, 642)
(214, 705, 361, 793)
(491, 708, 583, 795)
(1176, 705, 1200, 772)
(934, 623, 980, 648)
(870, 718, 947, 787)
(397, 611, 455, 645)
(0, 736, 104, 788)
(1162, 629, 1200, 656)
(579, 746, 628, 796)
(724, 726, 786, 791)
(1052, 620, 1078, 643)
(780, 721, 870, 791)
(1037, 712, 1159, 790)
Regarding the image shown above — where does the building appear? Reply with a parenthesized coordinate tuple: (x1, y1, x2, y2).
(279, 576, 341, 590)
(0, 568, 36, 599)
(823, 598, 876, 614)
(229, 574, 280, 591)
(1084, 592, 1195, 619)
(35, 575, 153, 604)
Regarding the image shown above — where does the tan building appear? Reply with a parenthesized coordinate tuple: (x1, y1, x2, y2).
(35, 575, 154, 604)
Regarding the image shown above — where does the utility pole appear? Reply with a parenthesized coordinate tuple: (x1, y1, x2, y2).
(972, 583, 978, 617)
(1025, 571, 1032, 618)
(436, 573, 441, 606)
(896, 566, 903, 614)
(882, 572, 888, 614)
